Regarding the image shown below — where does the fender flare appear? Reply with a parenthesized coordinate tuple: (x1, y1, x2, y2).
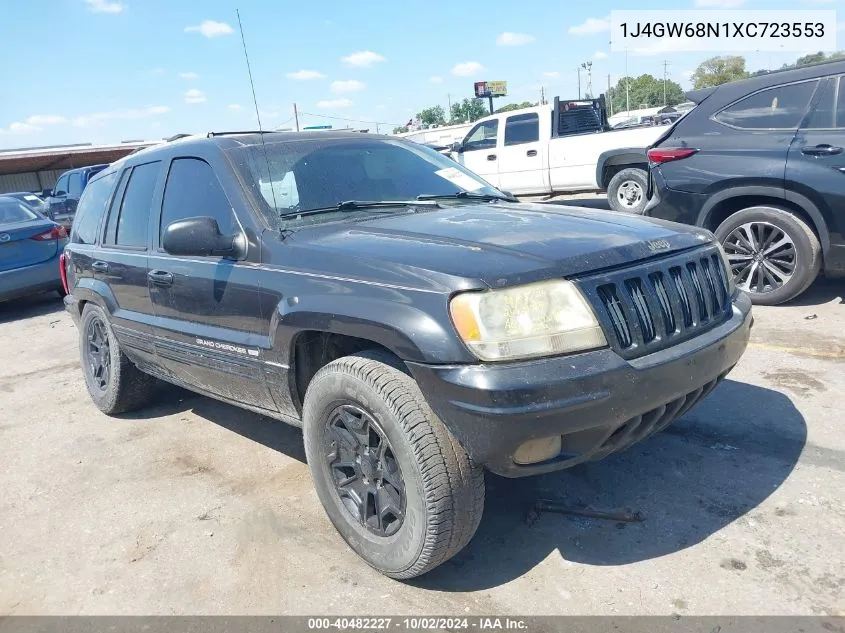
(70, 278, 118, 316)
(696, 185, 831, 254)
(595, 148, 648, 190)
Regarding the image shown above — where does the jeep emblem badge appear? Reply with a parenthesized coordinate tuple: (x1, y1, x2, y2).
(647, 239, 671, 252)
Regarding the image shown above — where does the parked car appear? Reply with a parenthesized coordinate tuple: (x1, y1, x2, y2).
(0, 196, 69, 303)
(645, 59, 845, 305)
(4, 191, 52, 219)
(44, 164, 109, 226)
(62, 132, 751, 579)
(449, 96, 664, 213)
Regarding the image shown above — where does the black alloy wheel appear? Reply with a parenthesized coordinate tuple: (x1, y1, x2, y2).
(86, 316, 111, 392)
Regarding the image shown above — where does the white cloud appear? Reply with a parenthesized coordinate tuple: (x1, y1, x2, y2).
(85, 0, 126, 14)
(694, 0, 744, 6)
(496, 32, 535, 47)
(26, 114, 67, 126)
(179, 72, 199, 79)
(341, 51, 386, 67)
(287, 70, 325, 80)
(429, 76, 443, 84)
(568, 16, 610, 36)
(330, 80, 365, 93)
(0, 121, 42, 134)
(316, 98, 353, 109)
(72, 106, 170, 127)
(228, 104, 243, 111)
(184, 89, 206, 104)
(451, 61, 484, 77)
(594, 50, 608, 60)
(542, 71, 560, 78)
(184, 20, 233, 38)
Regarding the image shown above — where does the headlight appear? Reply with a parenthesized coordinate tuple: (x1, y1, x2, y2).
(716, 242, 737, 295)
(449, 279, 607, 361)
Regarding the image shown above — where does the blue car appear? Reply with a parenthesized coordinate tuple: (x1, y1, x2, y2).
(0, 195, 69, 303)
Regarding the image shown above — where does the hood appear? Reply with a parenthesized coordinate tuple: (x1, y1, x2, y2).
(287, 202, 713, 290)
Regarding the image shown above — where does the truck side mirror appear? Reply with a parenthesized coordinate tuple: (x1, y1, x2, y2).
(450, 141, 463, 153)
(42, 188, 53, 197)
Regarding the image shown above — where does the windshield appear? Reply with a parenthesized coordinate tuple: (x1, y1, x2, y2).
(0, 200, 39, 225)
(227, 137, 503, 227)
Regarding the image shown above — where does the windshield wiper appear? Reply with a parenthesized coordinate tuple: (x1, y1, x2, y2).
(280, 199, 440, 219)
(416, 191, 519, 203)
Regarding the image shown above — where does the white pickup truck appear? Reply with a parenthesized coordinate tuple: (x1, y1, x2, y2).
(450, 97, 666, 213)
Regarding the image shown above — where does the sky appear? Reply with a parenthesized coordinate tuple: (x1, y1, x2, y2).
(0, 0, 840, 148)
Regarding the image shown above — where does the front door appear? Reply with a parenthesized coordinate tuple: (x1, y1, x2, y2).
(496, 112, 549, 194)
(147, 156, 275, 410)
(49, 173, 70, 221)
(786, 75, 845, 274)
(455, 118, 501, 187)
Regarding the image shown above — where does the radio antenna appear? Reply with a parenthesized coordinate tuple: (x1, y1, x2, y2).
(236, 9, 278, 212)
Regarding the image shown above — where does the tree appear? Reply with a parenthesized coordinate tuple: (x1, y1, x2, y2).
(691, 56, 749, 90)
(796, 52, 828, 67)
(606, 74, 684, 114)
(416, 105, 446, 127)
(494, 101, 537, 113)
(450, 98, 488, 124)
(393, 125, 408, 134)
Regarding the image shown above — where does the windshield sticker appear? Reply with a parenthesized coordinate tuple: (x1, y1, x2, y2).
(24, 195, 39, 201)
(434, 167, 485, 192)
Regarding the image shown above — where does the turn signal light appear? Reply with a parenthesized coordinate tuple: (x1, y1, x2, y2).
(30, 225, 68, 241)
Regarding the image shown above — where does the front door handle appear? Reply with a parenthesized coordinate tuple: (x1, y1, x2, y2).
(147, 269, 174, 287)
(487, 154, 497, 161)
(801, 144, 843, 156)
(526, 149, 538, 157)
(91, 261, 109, 273)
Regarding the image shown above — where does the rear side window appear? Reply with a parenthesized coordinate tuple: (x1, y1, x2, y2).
(71, 171, 117, 245)
(715, 81, 817, 130)
(0, 200, 37, 224)
(504, 113, 539, 146)
(67, 172, 83, 198)
(110, 161, 161, 248)
(160, 158, 236, 240)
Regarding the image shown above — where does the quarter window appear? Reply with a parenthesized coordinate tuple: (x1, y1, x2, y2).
(504, 113, 539, 146)
(160, 158, 236, 242)
(715, 81, 818, 130)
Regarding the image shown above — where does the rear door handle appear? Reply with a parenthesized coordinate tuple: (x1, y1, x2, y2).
(487, 154, 497, 161)
(91, 261, 109, 273)
(801, 144, 843, 156)
(147, 269, 174, 287)
(526, 149, 538, 157)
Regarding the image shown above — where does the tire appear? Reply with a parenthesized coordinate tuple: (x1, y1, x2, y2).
(79, 303, 158, 415)
(302, 350, 485, 579)
(607, 167, 648, 214)
(714, 206, 821, 306)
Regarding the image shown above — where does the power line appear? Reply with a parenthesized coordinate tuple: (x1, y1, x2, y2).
(298, 111, 406, 128)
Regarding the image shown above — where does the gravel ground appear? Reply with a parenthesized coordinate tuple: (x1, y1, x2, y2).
(0, 277, 843, 616)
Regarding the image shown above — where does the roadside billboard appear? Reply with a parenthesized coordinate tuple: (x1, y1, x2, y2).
(473, 81, 507, 98)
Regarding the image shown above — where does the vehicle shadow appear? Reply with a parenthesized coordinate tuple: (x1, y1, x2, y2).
(413, 378, 807, 591)
(785, 277, 844, 306)
(0, 292, 64, 323)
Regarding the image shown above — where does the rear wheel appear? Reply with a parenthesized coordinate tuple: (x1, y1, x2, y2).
(714, 206, 821, 305)
(607, 167, 648, 214)
(303, 350, 485, 579)
(79, 303, 158, 414)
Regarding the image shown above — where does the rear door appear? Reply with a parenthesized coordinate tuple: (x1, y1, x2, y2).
(0, 201, 57, 272)
(96, 161, 162, 354)
(496, 112, 549, 194)
(147, 156, 275, 410)
(786, 75, 845, 267)
(455, 118, 501, 186)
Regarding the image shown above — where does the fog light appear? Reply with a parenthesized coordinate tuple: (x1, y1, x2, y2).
(513, 436, 562, 465)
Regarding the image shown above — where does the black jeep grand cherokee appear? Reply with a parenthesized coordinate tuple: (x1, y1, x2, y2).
(63, 132, 751, 579)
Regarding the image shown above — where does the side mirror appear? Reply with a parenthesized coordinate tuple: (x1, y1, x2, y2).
(450, 141, 463, 153)
(42, 189, 53, 197)
(162, 216, 244, 258)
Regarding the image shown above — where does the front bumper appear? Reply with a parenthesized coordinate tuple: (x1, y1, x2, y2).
(407, 292, 752, 477)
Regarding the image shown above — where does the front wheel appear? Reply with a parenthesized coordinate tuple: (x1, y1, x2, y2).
(607, 167, 648, 214)
(714, 206, 821, 306)
(303, 351, 485, 579)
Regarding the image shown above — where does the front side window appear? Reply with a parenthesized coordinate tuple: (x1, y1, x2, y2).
(715, 81, 818, 130)
(504, 113, 539, 146)
(71, 171, 117, 245)
(463, 120, 499, 151)
(112, 161, 160, 248)
(160, 158, 236, 240)
(53, 174, 69, 196)
(67, 172, 83, 198)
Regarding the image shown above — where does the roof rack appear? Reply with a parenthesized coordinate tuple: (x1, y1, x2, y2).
(206, 130, 269, 138)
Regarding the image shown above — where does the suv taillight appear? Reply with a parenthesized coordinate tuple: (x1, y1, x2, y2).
(647, 148, 698, 164)
(30, 225, 68, 241)
(59, 252, 69, 295)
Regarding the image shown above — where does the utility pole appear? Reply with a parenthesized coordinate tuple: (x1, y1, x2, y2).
(663, 60, 670, 105)
(625, 48, 630, 114)
(581, 61, 593, 98)
(293, 102, 300, 132)
(540, 85, 546, 105)
(577, 67, 581, 99)
(447, 93, 452, 116)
